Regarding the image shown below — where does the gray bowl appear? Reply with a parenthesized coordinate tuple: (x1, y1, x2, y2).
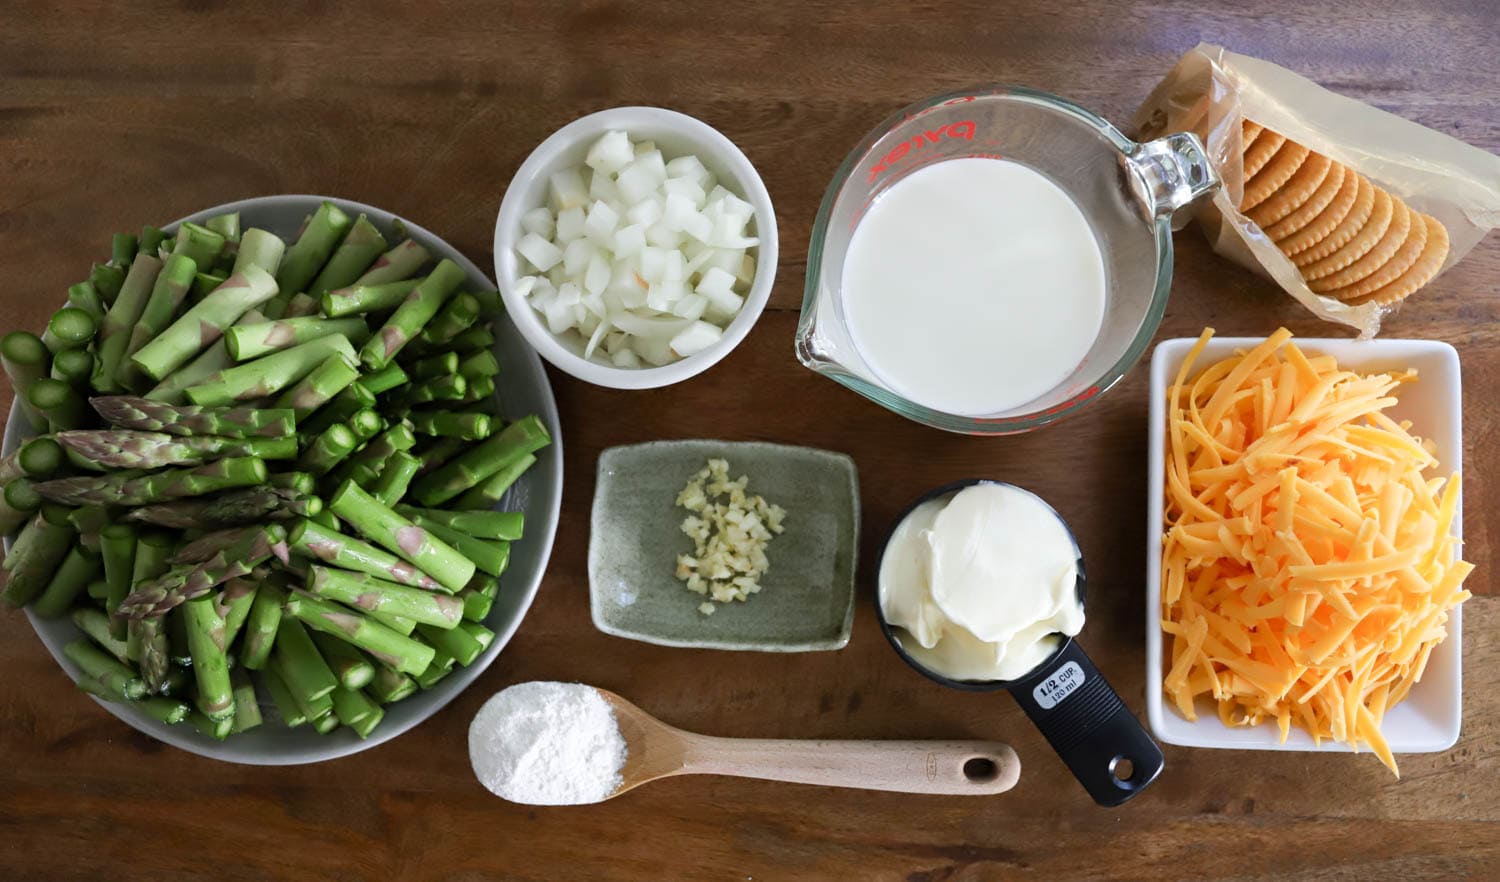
(589, 440, 858, 651)
(4, 194, 563, 764)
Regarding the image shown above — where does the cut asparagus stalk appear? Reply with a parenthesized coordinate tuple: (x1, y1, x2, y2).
(233, 228, 286, 276)
(288, 518, 446, 591)
(359, 259, 466, 370)
(131, 264, 281, 382)
(351, 238, 429, 287)
(306, 564, 463, 628)
(269, 201, 352, 317)
(308, 214, 387, 296)
(93, 252, 163, 393)
(310, 630, 377, 690)
(224, 316, 370, 361)
(328, 479, 474, 593)
(2, 331, 51, 428)
(184, 333, 356, 406)
(410, 415, 550, 506)
(285, 590, 435, 675)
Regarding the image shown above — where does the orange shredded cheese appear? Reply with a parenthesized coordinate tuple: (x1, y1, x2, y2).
(1161, 328, 1471, 776)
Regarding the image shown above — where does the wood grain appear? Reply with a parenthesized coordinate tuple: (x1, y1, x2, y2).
(2, 1, 1498, 879)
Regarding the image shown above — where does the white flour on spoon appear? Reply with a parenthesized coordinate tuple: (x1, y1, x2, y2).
(468, 681, 628, 805)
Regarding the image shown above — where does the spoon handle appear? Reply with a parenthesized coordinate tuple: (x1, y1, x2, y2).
(679, 737, 1020, 795)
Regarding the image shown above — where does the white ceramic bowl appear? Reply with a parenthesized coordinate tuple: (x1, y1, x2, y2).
(5, 195, 564, 765)
(493, 106, 778, 390)
(1145, 337, 1463, 755)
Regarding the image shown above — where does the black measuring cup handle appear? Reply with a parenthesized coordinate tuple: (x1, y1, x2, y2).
(1009, 640, 1163, 806)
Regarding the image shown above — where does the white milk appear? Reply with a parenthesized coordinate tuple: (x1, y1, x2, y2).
(842, 157, 1107, 417)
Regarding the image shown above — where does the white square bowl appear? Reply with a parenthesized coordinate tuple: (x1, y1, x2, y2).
(1145, 336, 1463, 754)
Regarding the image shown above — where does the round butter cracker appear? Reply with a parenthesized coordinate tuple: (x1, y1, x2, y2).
(1265, 162, 1347, 240)
(1242, 129, 1286, 179)
(1288, 175, 1374, 263)
(1327, 206, 1428, 300)
(1247, 152, 1333, 228)
(1341, 214, 1450, 306)
(1242, 141, 1311, 211)
(1297, 186, 1392, 276)
(1308, 196, 1412, 291)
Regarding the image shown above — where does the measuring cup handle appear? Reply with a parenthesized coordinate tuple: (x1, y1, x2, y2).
(1010, 640, 1163, 806)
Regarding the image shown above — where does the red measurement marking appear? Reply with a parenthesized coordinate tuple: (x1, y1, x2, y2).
(866, 121, 977, 183)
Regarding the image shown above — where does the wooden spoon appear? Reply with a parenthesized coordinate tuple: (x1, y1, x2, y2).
(600, 689, 1020, 798)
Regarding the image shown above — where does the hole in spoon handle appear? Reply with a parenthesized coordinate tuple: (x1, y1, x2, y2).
(1011, 640, 1164, 806)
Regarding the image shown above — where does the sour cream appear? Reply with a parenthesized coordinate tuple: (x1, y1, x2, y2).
(879, 483, 1084, 682)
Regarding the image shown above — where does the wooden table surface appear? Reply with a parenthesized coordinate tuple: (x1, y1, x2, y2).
(3, 2, 1498, 879)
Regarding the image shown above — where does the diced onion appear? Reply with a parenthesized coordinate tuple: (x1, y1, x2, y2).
(515, 129, 758, 368)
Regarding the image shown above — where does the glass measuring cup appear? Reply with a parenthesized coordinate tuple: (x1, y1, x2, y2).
(875, 480, 1164, 806)
(796, 85, 1218, 434)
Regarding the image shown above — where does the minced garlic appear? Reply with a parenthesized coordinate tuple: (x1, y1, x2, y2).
(674, 458, 786, 614)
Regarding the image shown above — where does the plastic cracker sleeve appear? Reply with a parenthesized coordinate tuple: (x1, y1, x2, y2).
(1133, 43, 1500, 337)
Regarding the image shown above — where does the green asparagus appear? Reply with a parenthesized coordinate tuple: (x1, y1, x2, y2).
(224, 316, 369, 361)
(359, 259, 466, 370)
(34, 456, 267, 507)
(57, 429, 295, 469)
(309, 214, 387, 296)
(131, 263, 280, 381)
(0, 505, 75, 607)
(42, 306, 98, 354)
(306, 565, 463, 628)
(184, 333, 356, 406)
(274, 354, 359, 421)
(352, 238, 430, 286)
(93, 252, 163, 393)
(233, 228, 286, 276)
(321, 278, 422, 318)
(288, 518, 446, 591)
(2, 330, 51, 427)
(410, 414, 550, 506)
(328, 479, 474, 593)
(32, 543, 102, 619)
(92, 395, 294, 438)
(284, 590, 435, 675)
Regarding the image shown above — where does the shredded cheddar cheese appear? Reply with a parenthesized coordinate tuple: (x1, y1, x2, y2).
(1161, 328, 1471, 776)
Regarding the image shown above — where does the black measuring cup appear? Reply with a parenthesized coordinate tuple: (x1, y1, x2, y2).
(875, 479, 1163, 806)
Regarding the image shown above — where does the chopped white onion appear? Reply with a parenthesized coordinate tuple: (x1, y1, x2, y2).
(516, 129, 758, 367)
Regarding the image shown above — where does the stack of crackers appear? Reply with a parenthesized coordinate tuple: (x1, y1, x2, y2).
(1240, 121, 1450, 306)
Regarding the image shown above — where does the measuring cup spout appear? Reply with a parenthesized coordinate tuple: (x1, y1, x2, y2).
(1009, 640, 1164, 806)
(1128, 131, 1220, 229)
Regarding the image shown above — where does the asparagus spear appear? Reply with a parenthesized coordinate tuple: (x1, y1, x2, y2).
(192, 272, 227, 299)
(128, 531, 175, 691)
(274, 354, 359, 421)
(42, 307, 98, 354)
(356, 363, 408, 396)
(32, 543, 102, 619)
(93, 252, 163, 393)
(370, 451, 420, 507)
(224, 316, 369, 361)
(328, 479, 474, 593)
(269, 201, 353, 315)
(2, 331, 51, 427)
(113, 232, 140, 265)
(308, 214, 387, 296)
(64, 638, 147, 700)
(72, 608, 132, 664)
(57, 430, 295, 469)
(405, 411, 492, 441)
(131, 264, 280, 381)
(89, 262, 127, 304)
(405, 323, 492, 358)
(366, 664, 417, 704)
(451, 375, 496, 406)
(271, 616, 338, 706)
(301, 424, 358, 475)
(233, 228, 286, 276)
(118, 253, 197, 389)
(331, 685, 384, 739)
(116, 523, 285, 618)
(17, 437, 64, 479)
(205, 212, 241, 243)
(285, 590, 435, 675)
(416, 292, 481, 345)
(270, 471, 317, 494)
(33, 456, 268, 507)
(306, 565, 463, 628)
(398, 507, 523, 541)
(470, 289, 502, 315)
(240, 578, 286, 670)
(407, 351, 457, 381)
(310, 630, 377, 690)
(169, 222, 226, 268)
(66, 281, 106, 321)
(351, 238, 429, 287)
(414, 620, 488, 667)
(128, 485, 314, 529)
(215, 574, 260, 645)
(403, 514, 509, 577)
(345, 408, 383, 445)
(0, 484, 36, 535)
(359, 259, 466, 370)
(263, 666, 308, 727)
(0, 504, 75, 607)
(459, 587, 492, 622)
(228, 667, 262, 734)
(393, 374, 466, 406)
(288, 518, 446, 591)
(413, 437, 469, 476)
(187, 710, 233, 740)
(50, 347, 94, 392)
(91, 395, 294, 438)
(184, 333, 357, 406)
(99, 523, 137, 635)
(182, 595, 234, 721)
(410, 415, 550, 506)
(27, 377, 88, 431)
(456, 349, 500, 381)
(142, 308, 267, 404)
(321, 278, 422, 318)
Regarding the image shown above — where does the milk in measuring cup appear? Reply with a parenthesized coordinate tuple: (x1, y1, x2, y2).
(842, 158, 1106, 417)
